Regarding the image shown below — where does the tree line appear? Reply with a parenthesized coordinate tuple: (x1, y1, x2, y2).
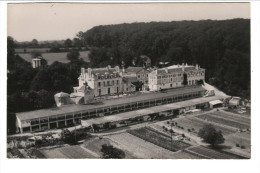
(14, 37, 86, 53)
(79, 19, 250, 98)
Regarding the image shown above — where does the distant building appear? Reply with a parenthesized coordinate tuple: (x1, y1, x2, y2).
(148, 63, 205, 91)
(32, 57, 41, 68)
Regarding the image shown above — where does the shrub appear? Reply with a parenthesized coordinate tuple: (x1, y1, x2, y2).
(188, 129, 191, 132)
(169, 129, 174, 133)
(182, 134, 185, 137)
(181, 127, 184, 130)
(192, 128, 195, 131)
(241, 145, 246, 149)
(167, 121, 170, 124)
(236, 144, 240, 147)
(101, 144, 125, 159)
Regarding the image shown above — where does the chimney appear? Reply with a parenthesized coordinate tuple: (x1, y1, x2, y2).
(81, 67, 85, 75)
(88, 68, 92, 77)
(177, 64, 180, 68)
(115, 65, 120, 72)
(196, 64, 199, 70)
(185, 63, 188, 67)
(165, 68, 168, 73)
(107, 65, 111, 70)
(182, 63, 184, 71)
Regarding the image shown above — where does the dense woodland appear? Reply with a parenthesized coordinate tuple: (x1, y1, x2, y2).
(7, 19, 250, 133)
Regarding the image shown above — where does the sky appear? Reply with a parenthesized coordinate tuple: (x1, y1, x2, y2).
(7, 2, 250, 42)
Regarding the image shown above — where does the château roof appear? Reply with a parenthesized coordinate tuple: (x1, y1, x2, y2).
(150, 65, 205, 75)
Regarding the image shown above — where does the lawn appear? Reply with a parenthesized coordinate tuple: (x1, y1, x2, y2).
(18, 51, 90, 65)
(128, 127, 190, 152)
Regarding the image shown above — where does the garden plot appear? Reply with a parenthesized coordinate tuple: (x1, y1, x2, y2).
(209, 111, 250, 126)
(40, 145, 96, 158)
(196, 114, 249, 130)
(106, 132, 180, 159)
(187, 146, 247, 159)
(172, 117, 236, 135)
(128, 127, 190, 152)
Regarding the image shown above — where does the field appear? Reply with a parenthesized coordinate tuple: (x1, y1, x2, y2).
(171, 116, 237, 135)
(18, 51, 90, 65)
(128, 127, 190, 152)
(186, 146, 247, 159)
(196, 112, 250, 130)
(105, 132, 200, 159)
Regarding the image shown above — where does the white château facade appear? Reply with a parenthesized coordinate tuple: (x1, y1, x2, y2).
(148, 63, 205, 91)
(76, 66, 125, 96)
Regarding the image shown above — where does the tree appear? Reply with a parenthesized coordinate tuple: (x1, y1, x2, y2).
(30, 50, 42, 59)
(31, 39, 38, 47)
(101, 144, 125, 159)
(67, 50, 80, 62)
(7, 36, 15, 57)
(198, 124, 225, 147)
(64, 38, 72, 48)
(72, 38, 82, 48)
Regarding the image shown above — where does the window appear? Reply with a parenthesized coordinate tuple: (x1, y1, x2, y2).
(138, 75, 141, 78)
(117, 80, 119, 85)
(107, 81, 110, 85)
(117, 87, 119, 93)
(108, 88, 110, 95)
(146, 74, 148, 78)
(112, 80, 114, 85)
(103, 81, 105, 86)
(98, 82, 101, 87)
(99, 89, 101, 96)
